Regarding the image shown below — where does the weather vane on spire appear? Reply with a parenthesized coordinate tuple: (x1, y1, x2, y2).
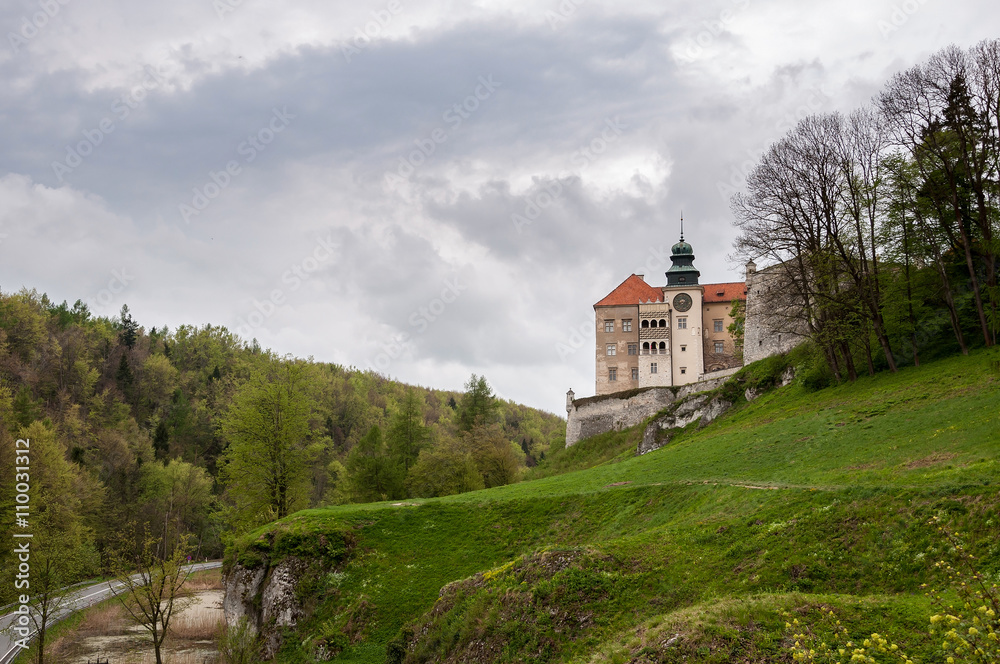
(680, 211, 685, 241)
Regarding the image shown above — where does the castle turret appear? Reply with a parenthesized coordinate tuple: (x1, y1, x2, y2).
(665, 226, 700, 286)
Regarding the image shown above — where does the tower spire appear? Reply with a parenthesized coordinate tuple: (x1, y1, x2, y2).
(680, 212, 684, 241)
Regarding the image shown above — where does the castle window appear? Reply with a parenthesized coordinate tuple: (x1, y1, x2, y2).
(641, 320, 649, 328)
(622, 319, 632, 332)
(680, 345, 687, 352)
(680, 367, 687, 374)
(631, 367, 639, 381)
(714, 319, 724, 332)
(627, 343, 637, 355)
(659, 342, 666, 352)
(650, 363, 658, 374)
(606, 344, 616, 356)
(659, 319, 666, 327)
(679, 277, 686, 282)
(714, 341, 724, 354)
(650, 319, 658, 328)
(677, 317, 687, 329)
(604, 320, 614, 333)
(642, 342, 650, 353)
(609, 368, 617, 381)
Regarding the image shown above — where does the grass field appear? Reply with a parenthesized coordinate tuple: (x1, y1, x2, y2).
(231, 347, 1000, 663)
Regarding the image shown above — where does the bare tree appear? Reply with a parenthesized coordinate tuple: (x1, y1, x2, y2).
(732, 113, 868, 379)
(108, 527, 194, 664)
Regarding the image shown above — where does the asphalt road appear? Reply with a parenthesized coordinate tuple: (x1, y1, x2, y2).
(0, 561, 222, 664)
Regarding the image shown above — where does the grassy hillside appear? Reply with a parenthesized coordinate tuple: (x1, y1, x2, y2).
(0, 288, 566, 607)
(231, 347, 1000, 663)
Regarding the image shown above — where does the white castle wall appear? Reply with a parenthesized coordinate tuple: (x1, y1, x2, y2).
(565, 373, 732, 447)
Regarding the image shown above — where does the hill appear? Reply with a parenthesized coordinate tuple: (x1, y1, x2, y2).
(0, 288, 565, 608)
(227, 347, 1000, 663)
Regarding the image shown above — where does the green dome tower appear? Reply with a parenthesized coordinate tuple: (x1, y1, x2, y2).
(665, 217, 700, 286)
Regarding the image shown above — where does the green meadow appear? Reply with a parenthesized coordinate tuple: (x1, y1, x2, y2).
(233, 347, 1000, 663)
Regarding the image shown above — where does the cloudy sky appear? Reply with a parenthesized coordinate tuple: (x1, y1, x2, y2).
(0, 0, 994, 414)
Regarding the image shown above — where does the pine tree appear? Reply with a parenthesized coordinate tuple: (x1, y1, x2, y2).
(456, 374, 500, 432)
(118, 304, 139, 349)
(386, 389, 428, 471)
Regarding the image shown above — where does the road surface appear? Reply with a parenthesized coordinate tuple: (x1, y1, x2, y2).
(0, 561, 222, 664)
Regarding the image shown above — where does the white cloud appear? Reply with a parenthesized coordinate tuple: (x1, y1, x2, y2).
(1, 0, 994, 413)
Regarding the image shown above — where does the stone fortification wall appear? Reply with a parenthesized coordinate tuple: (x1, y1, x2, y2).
(565, 373, 731, 447)
(743, 263, 808, 365)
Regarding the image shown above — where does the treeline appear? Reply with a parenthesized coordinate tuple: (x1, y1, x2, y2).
(732, 40, 1000, 380)
(0, 290, 564, 604)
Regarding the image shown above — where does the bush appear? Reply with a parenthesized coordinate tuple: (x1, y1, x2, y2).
(217, 617, 262, 664)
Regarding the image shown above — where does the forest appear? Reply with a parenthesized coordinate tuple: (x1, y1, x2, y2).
(731, 40, 1000, 381)
(0, 292, 565, 606)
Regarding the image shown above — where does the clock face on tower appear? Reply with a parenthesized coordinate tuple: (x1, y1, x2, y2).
(673, 293, 693, 312)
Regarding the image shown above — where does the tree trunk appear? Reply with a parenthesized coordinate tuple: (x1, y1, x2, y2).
(939, 264, 969, 355)
(824, 345, 843, 382)
(952, 187, 993, 347)
(839, 341, 858, 381)
(863, 334, 876, 376)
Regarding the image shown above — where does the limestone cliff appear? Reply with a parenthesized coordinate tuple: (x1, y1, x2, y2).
(223, 521, 354, 659)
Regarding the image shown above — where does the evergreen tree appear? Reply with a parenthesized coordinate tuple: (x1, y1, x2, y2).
(118, 304, 139, 349)
(116, 354, 134, 389)
(153, 420, 170, 459)
(386, 389, 428, 471)
(456, 374, 499, 432)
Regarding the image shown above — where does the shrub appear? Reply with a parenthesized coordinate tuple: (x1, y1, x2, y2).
(217, 617, 262, 664)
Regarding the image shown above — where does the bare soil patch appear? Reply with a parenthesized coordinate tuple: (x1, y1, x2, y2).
(904, 451, 959, 469)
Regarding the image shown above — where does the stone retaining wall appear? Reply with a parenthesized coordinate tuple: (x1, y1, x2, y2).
(565, 373, 731, 447)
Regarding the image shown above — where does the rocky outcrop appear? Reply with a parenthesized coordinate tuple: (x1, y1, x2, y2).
(224, 557, 312, 658)
(223, 564, 267, 630)
(637, 393, 733, 455)
(223, 525, 354, 660)
(566, 374, 734, 447)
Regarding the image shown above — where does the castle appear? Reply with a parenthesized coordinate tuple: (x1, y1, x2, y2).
(589, 230, 746, 396)
(563, 227, 807, 446)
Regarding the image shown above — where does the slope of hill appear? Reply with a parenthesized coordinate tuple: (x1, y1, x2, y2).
(0, 288, 565, 608)
(228, 347, 1000, 663)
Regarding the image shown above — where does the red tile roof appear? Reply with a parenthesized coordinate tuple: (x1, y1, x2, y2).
(594, 274, 663, 307)
(703, 281, 747, 303)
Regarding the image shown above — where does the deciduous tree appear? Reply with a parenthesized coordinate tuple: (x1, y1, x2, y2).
(108, 527, 195, 664)
(218, 362, 316, 531)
